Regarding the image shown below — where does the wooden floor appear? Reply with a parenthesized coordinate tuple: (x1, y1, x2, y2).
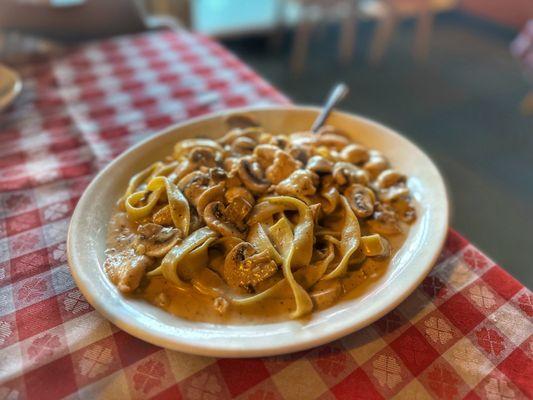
(223, 13, 533, 287)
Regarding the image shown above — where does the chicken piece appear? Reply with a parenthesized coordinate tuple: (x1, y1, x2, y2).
(223, 243, 278, 292)
(152, 205, 173, 226)
(275, 169, 318, 199)
(104, 249, 154, 294)
(310, 280, 343, 310)
(265, 150, 302, 184)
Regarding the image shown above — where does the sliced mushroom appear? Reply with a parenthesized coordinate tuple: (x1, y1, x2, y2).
(344, 184, 375, 218)
(208, 167, 227, 184)
(375, 169, 406, 189)
(275, 169, 317, 199)
(178, 171, 210, 207)
(339, 144, 370, 164)
(173, 139, 223, 160)
(306, 155, 333, 174)
(288, 146, 311, 164)
(391, 197, 417, 223)
(237, 158, 270, 194)
(367, 203, 402, 235)
(231, 136, 256, 154)
(332, 162, 370, 186)
(135, 223, 182, 257)
(269, 135, 289, 149)
(363, 153, 389, 179)
(223, 242, 278, 291)
(196, 183, 226, 216)
(218, 127, 262, 146)
(224, 113, 259, 129)
(316, 133, 350, 150)
(265, 150, 302, 184)
(203, 201, 247, 239)
(189, 146, 219, 168)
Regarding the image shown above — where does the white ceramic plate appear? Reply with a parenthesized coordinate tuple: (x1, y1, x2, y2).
(0, 64, 22, 112)
(68, 106, 448, 357)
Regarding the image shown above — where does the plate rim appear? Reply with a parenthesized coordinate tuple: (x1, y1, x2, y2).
(67, 105, 449, 357)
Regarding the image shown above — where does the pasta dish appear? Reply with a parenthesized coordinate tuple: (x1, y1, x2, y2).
(104, 114, 416, 322)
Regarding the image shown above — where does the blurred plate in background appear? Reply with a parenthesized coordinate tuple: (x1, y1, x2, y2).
(0, 63, 22, 112)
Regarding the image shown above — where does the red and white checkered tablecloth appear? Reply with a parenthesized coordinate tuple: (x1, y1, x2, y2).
(0, 30, 532, 400)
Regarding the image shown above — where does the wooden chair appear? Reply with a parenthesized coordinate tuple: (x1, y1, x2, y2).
(362, 0, 459, 64)
(285, 0, 457, 73)
(510, 19, 533, 115)
(288, 0, 359, 73)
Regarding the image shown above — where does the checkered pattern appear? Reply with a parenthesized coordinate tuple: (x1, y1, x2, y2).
(0, 30, 531, 400)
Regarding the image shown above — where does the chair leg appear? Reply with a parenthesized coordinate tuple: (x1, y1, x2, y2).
(520, 90, 533, 115)
(291, 17, 313, 74)
(369, 10, 397, 65)
(270, 0, 287, 51)
(413, 6, 433, 62)
(339, 2, 358, 65)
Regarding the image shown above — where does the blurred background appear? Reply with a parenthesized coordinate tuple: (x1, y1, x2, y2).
(1, 0, 532, 286)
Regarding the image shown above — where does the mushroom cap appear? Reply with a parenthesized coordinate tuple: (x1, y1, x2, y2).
(178, 171, 210, 206)
(339, 143, 370, 164)
(223, 242, 278, 291)
(333, 162, 369, 186)
(224, 113, 260, 129)
(344, 184, 375, 218)
(306, 155, 333, 174)
(231, 136, 256, 155)
(135, 223, 182, 257)
(368, 203, 402, 235)
(203, 201, 247, 239)
(173, 139, 223, 160)
(188, 146, 220, 168)
(237, 158, 270, 194)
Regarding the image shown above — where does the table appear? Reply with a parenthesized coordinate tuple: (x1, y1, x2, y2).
(0, 30, 531, 400)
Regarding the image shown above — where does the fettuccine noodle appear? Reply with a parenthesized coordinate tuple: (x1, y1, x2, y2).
(103, 114, 416, 321)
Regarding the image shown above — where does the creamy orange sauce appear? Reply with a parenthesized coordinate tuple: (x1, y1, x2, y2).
(106, 211, 407, 324)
